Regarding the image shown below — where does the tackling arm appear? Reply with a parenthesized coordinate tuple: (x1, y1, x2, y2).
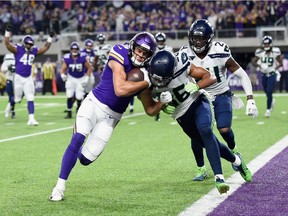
(189, 64, 217, 89)
(138, 88, 166, 116)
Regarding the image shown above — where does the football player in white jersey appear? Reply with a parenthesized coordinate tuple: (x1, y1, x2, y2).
(153, 32, 173, 121)
(1, 53, 16, 118)
(180, 19, 257, 181)
(252, 35, 282, 117)
(138, 50, 252, 194)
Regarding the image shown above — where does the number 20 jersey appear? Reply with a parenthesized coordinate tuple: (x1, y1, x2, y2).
(181, 41, 232, 97)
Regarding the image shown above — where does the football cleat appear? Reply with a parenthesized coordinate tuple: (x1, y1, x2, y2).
(192, 166, 207, 181)
(265, 109, 270, 118)
(232, 152, 252, 182)
(155, 113, 160, 122)
(27, 119, 39, 126)
(215, 177, 230, 194)
(49, 187, 64, 201)
(11, 111, 16, 119)
(65, 111, 72, 119)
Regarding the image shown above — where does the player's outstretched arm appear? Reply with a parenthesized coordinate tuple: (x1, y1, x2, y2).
(38, 30, 55, 55)
(4, 23, 17, 54)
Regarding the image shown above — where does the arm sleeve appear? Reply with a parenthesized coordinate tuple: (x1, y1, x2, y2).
(233, 67, 253, 96)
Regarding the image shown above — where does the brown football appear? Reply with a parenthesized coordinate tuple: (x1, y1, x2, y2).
(126, 68, 144, 82)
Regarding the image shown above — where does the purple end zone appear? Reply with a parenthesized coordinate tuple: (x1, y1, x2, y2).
(208, 147, 288, 216)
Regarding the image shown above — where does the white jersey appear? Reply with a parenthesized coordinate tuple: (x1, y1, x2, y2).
(181, 41, 232, 97)
(1, 53, 15, 81)
(255, 47, 281, 74)
(152, 49, 206, 120)
(93, 43, 112, 67)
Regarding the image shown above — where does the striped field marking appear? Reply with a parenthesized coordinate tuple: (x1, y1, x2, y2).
(178, 135, 288, 216)
(0, 112, 146, 143)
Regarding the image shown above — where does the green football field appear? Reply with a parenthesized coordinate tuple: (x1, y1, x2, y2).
(0, 92, 287, 216)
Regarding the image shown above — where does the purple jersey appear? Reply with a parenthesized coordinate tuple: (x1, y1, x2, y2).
(81, 49, 95, 73)
(92, 44, 135, 114)
(14, 44, 38, 77)
(62, 52, 88, 78)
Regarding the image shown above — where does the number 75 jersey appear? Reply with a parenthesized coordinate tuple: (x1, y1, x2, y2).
(181, 41, 232, 97)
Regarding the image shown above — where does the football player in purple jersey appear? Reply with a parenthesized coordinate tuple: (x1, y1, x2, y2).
(49, 32, 157, 201)
(4, 23, 55, 126)
(60, 41, 92, 119)
(81, 39, 96, 98)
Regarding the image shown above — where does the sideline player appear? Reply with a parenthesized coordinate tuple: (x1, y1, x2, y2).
(1, 52, 16, 118)
(4, 23, 55, 125)
(60, 41, 92, 119)
(252, 35, 282, 117)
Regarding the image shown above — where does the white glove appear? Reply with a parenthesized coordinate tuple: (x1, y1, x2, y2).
(184, 82, 199, 94)
(140, 68, 151, 87)
(260, 63, 268, 71)
(246, 99, 258, 118)
(160, 91, 172, 103)
(276, 70, 281, 82)
(81, 76, 89, 87)
(61, 73, 67, 82)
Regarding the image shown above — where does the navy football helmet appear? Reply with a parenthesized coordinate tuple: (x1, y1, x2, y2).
(155, 32, 166, 49)
(97, 34, 106, 44)
(188, 19, 214, 53)
(22, 35, 34, 51)
(148, 50, 176, 87)
(262, 35, 273, 51)
(70, 41, 80, 56)
(129, 32, 157, 67)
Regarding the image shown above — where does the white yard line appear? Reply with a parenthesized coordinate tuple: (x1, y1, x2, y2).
(0, 112, 146, 143)
(178, 135, 288, 216)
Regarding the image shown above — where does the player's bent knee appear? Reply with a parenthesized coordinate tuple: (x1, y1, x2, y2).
(79, 154, 93, 166)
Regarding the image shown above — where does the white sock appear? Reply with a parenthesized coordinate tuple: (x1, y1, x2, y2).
(5, 103, 11, 112)
(215, 174, 224, 181)
(29, 114, 35, 120)
(56, 178, 66, 191)
(233, 154, 241, 166)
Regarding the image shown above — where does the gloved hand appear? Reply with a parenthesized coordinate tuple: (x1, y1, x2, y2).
(6, 23, 13, 32)
(141, 68, 151, 87)
(49, 29, 55, 38)
(8, 65, 16, 73)
(81, 76, 89, 87)
(246, 99, 258, 118)
(61, 73, 67, 82)
(184, 82, 199, 94)
(160, 91, 172, 103)
(162, 104, 175, 115)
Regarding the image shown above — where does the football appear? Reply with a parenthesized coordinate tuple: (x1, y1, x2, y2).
(126, 68, 144, 82)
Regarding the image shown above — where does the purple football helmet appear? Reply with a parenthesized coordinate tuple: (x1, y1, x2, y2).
(129, 32, 157, 67)
(22, 35, 34, 45)
(70, 41, 80, 56)
(85, 39, 94, 47)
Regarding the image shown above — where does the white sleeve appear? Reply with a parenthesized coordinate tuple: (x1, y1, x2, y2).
(233, 67, 253, 96)
(1, 61, 8, 73)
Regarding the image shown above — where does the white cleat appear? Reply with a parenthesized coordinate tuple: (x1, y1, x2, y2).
(27, 119, 39, 126)
(265, 109, 271, 118)
(49, 187, 64, 201)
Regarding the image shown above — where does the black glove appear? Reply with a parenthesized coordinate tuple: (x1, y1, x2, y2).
(8, 65, 16, 73)
(49, 30, 55, 38)
(6, 23, 13, 32)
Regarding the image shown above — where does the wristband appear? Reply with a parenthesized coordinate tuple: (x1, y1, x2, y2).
(47, 37, 53, 43)
(5, 31, 11, 37)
